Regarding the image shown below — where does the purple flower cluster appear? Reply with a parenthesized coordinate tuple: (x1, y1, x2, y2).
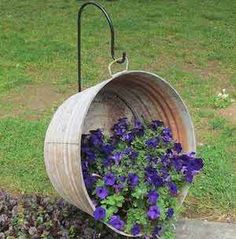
(96, 186, 108, 199)
(81, 118, 204, 237)
(131, 224, 141, 236)
(147, 190, 159, 205)
(145, 137, 160, 148)
(172, 153, 204, 183)
(128, 173, 139, 188)
(104, 173, 116, 186)
(167, 208, 174, 218)
(93, 206, 106, 220)
(109, 215, 125, 231)
(112, 118, 129, 137)
(147, 205, 161, 220)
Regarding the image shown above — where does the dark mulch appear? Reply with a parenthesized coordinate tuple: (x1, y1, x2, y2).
(0, 191, 128, 239)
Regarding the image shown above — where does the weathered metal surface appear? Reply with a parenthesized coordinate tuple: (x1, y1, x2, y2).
(44, 71, 196, 237)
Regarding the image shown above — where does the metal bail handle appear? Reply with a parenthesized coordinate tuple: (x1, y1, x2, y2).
(78, 1, 127, 92)
(108, 57, 129, 77)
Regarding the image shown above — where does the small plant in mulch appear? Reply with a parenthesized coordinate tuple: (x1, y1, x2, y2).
(81, 118, 204, 238)
(213, 89, 234, 109)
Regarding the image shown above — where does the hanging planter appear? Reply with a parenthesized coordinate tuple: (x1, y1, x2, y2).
(44, 2, 202, 238)
(44, 70, 197, 237)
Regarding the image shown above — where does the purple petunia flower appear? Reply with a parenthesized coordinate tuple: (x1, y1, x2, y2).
(128, 173, 139, 187)
(83, 172, 97, 190)
(86, 150, 96, 162)
(130, 151, 139, 160)
(89, 129, 104, 146)
(114, 128, 126, 137)
(124, 148, 139, 160)
(149, 120, 163, 131)
(103, 156, 114, 167)
(147, 190, 159, 205)
(145, 166, 156, 176)
(82, 160, 89, 170)
(147, 205, 160, 220)
(96, 186, 108, 199)
(160, 167, 170, 182)
(112, 118, 129, 137)
(172, 155, 184, 172)
(167, 208, 174, 218)
(82, 147, 96, 163)
(188, 158, 204, 172)
(104, 173, 116, 186)
(133, 120, 145, 136)
(174, 155, 204, 183)
(173, 142, 182, 154)
(102, 144, 114, 155)
(184, 171, 194, 183)
(145, 137, 160, 148)
(146, 155, 158, 164)
(168, 182, 178, 196)
(93, 207, 106, 220)
(131, 223, 141, 236)
(161, 153, 171, 167)
(122, 132, 135, 144)
(134, 120, 142, 128)
(161, 128, 173, 142)
(119, 175, 126, 182)
(145, 167, 164, 187)
(109, 215, 125, 231)
(112, 152, 123, 165)
(123, 147, 132, 155)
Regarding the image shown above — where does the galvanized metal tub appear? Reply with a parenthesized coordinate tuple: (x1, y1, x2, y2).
(44, 71, 196, 237)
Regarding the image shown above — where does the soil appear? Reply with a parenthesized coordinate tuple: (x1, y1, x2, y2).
(0, 83, 76, 120)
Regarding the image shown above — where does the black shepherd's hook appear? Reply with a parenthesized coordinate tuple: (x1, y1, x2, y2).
(78, 1, 127, 92)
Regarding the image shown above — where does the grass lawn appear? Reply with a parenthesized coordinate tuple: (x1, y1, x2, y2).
(0, 0, 236, 222)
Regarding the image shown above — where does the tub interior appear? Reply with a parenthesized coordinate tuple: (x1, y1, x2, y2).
(83, 72, 195, 152)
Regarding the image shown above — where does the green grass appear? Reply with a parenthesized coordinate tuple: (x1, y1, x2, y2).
(0, 118, 53, 194)
(0, 0, 236, 220)
(184, 120, 236, 219)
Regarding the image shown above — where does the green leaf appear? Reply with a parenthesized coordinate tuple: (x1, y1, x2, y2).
(101, 195, 125, 207)
(105, 206, 118, 221)
(131, 183, 148, 199)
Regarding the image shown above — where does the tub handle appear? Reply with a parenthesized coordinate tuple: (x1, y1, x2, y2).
(108, 57, 129, 77)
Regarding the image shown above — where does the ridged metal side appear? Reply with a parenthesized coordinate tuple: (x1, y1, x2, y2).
(44, 71, 196, 237)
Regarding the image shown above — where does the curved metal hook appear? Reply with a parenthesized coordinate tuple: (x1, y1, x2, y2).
(78, 1, 127, 92)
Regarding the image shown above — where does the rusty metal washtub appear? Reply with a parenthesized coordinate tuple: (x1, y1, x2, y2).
(44, 70, 196, 237)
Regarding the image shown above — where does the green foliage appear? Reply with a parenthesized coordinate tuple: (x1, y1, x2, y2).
(126, 208, 148, 233)
(212, 89, 234, 109)
(101, 195, 125, 208)
(213, 97, 233, 109)
(162, 224, 176, 239)
(131, 182, 148, 200)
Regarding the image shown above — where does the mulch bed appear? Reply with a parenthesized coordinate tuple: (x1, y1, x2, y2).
(0, 191, 125, 239)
